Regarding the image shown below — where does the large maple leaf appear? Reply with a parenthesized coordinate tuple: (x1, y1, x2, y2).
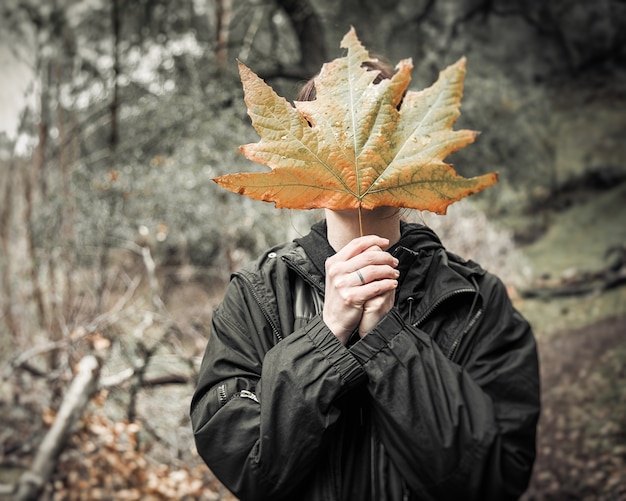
(214, 28, 498, 214)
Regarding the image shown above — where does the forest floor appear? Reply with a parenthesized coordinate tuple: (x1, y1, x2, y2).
(512, 180, 626, 500)
(523, 314, 626, 500)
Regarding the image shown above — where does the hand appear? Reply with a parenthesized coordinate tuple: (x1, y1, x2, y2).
(359, 288, 396, 338)
(323, 235, 399, 344)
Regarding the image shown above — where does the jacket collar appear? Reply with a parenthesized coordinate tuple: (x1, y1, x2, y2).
(293, 219, 445, 273)
(291, 220, 481, 319)
(293, 220, 335, 280)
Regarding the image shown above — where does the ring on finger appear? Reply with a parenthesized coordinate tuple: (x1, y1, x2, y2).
(355, 269, 366, 285)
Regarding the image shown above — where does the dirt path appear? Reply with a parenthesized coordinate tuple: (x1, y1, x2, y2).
(522, 315, 626, 500)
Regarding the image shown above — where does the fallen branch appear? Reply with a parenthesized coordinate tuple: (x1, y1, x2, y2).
(521, 261, 626, 299)
(13, 355, 101, 501)
(100, 367, 192, 388)
(3, 274, 140, 381)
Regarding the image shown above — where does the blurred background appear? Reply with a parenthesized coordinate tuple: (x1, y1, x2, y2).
(0, 0, 625, 499)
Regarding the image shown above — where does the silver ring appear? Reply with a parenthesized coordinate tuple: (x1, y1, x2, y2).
(355, 269, 366, 285)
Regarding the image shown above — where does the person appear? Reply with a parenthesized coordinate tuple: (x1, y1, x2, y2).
(190, 60, 541, 501)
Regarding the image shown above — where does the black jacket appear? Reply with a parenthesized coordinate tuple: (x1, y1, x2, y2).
(191, 221, 540, 501)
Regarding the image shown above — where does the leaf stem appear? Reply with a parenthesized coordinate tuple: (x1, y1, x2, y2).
(358, 204, 363, 236)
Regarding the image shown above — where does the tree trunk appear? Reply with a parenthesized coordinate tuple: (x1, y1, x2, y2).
(215, 0, 233, 69)
(24, 154, 47, 334)
(110, 0, 120, 151)
(0, 162, 17, 338)
(275, 0, 327, 78)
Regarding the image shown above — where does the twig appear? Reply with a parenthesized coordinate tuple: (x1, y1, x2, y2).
(84, 274, 141, 331)
(99, 367, 134, 388)
(239, 4, 265, 62)
(3, 274, 140, 380)
(141, 245, 165, 311)
(8, 340, 69, 373)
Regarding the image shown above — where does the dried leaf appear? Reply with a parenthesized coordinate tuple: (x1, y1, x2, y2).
(214, 28, 498, 214)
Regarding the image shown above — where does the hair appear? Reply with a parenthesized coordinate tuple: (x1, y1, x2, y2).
(296, 58, 396, 102)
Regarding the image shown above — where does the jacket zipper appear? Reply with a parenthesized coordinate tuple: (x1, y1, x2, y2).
(238, 272, 284, 342)
(446, 307, 483, 360)
(412, 287, 478, 360)
(413, 287, 476, 328)
(237, 255, 323, 344)
(217, 384, 259, 409)
(218, 383, 228, 407)
(281, 256, 325, 294)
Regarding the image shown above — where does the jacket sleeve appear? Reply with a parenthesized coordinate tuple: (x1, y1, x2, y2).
(349, 273, 540, 500)
(190, 276, 366, 501)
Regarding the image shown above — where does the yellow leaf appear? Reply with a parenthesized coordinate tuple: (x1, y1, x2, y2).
(214, 28, 498, 214)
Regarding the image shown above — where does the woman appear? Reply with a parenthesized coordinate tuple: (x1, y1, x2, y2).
(190, 64, 540, 501)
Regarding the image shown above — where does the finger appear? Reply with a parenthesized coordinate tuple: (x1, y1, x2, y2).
(340, 258, 398, 289)
(355, 264, 400, 285)
(349, 277, 398, 303)
(354, 268, 367, 285)
(333, 251, 398, 289)
(334, 235, 390, 261)
(359, 289, 396, 337)
(326, 247, 395, 284)
(363, 287, 396, 308)
(349, 249, 399, 274)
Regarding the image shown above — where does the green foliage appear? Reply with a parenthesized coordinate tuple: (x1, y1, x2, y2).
(0, 0, 315, 274)
(71, 77, 306, 269)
